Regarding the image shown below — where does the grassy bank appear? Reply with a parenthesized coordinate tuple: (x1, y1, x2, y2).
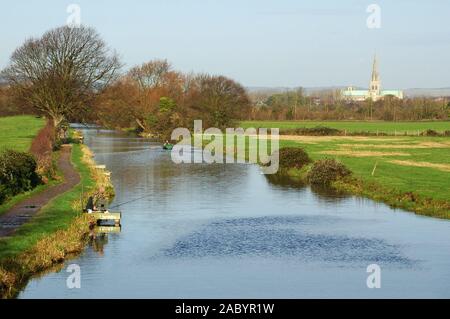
(240, 120, 450, 134)
(0, 143, 112, 298)
(0, 116, 45, 152)
(281, 135, 450, 218)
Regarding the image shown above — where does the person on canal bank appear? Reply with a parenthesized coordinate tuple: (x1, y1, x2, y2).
(85, 186, 109, 213)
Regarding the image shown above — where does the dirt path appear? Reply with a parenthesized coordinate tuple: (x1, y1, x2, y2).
(0, 145, 81, 237)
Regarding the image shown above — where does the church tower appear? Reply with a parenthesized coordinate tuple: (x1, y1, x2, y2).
(369, 54, 381, 100)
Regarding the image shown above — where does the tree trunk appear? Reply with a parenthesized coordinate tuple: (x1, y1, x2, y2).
(135, 118, 147, 131)
(52, 114, 65, 140)
(52, 114, 64, 128)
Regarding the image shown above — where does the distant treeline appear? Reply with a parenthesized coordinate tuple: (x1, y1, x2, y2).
(0, 24, 448, 128)
(3, 84, 449, 126)
(247, 89, 450, 121)
(0, 86, 35, 116)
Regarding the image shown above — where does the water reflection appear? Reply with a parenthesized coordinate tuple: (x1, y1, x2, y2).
(265, 173, 350, 204)
(18, 128, 450, 299)
(90, 233, 108, 256)
(264, 172, 307, 189)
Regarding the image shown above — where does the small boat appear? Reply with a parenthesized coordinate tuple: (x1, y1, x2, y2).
(162, 143, 174, 150)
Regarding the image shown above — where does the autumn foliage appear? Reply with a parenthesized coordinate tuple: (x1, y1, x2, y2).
(94, 59, 251, 139)
(29, 120, 56, 179)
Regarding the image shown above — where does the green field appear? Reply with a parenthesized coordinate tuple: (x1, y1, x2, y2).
(241, 120, 450, 134)
(0, 115, 45, 152)
(277, 136, 450, 201)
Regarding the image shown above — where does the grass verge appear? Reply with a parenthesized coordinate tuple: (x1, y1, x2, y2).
(0, 142, 113, 298)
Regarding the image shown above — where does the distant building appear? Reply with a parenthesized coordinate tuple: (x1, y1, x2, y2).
(341, 55, 404, 102)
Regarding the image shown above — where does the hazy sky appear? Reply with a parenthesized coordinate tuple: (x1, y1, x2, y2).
(1, 0, 449, 88)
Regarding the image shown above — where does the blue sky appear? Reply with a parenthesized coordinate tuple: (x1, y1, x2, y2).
(1, 0, 449, 88)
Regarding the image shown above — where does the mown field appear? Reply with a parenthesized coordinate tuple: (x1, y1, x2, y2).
(240, 120, 450, 134)
(277, 135, 450, 202)
(0, 115, 45, 152)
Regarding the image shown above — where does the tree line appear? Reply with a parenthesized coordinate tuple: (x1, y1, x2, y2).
(94, 59, 250, 138)
(0, 25, 250, 139)
(248, 89, 450, 121)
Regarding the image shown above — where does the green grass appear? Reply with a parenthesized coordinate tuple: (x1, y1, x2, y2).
(0, 115, 51, 216)
(0, 144, 93, 260)
(277, 137, 450, 202)
(0, 115, 45, 152)
(240, 120, 450, 134)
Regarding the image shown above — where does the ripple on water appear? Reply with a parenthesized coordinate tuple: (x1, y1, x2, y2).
(162, 216, 414, 267)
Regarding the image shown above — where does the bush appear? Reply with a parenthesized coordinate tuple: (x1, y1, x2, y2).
(421, 129, 439, 136)
(443, 130, 450, 137)
(0, 150, 41, 203)
(278, 147, 312, 169)
(282, 126, 342, 136)
(0, 184, 7, 204)
(29, 120, 56, 178)
(308, 158, 351, 186)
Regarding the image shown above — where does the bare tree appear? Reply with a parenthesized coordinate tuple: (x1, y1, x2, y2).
(128, 59, 171, 89)
(1, 25, 121, 128)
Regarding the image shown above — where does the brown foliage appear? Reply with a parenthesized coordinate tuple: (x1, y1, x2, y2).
(278, 147, 312, 169)
(308, 159, 352, 186)
(29, 120, 56, 179)
(94, 60, 251, 137)
(0, 86, 36, 116)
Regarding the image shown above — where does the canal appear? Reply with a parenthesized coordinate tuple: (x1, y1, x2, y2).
(19, 128, 450, 298)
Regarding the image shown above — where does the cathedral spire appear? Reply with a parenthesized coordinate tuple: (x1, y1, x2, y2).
(369, 54, 381, 99)
(371, 54, 379, 82)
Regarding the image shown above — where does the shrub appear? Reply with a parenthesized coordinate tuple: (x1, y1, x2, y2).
(349, 131, 388, 136)
(443, 130, 450, 137)
(421, 129, 439, 137)
(0, 150, 41, 203)
(278, 147, 312, 169)
(308, 158, 351, 186)
(0, 184, 7, 204)
(29, 120, 56, 178)
(282, 126, 342, 136)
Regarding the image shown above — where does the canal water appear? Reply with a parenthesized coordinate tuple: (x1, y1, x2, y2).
(19, 129, 450, 298)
